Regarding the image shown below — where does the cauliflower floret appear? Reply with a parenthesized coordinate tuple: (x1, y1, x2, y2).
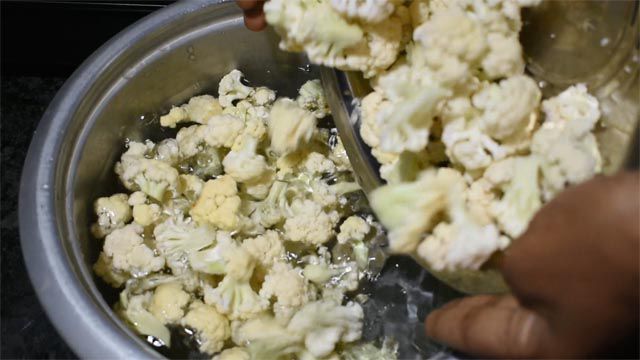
(532, 84, 602, 200)
(283, 199, 340, 245)
(222, 135, 270, 183)
(202, 114, 246, 149)
(115, 142, 179, 201)
(242, 230, 286, 269)
(329, 0, 396, 23)
(251, 87, 277, 106)
(484, 156, 542, 238)
(441, 117, 508, 171)
(153, 217, 216, 273)
(149, 282, 191, 324)
(376, 79, 449, 153)
(93, 252, 129, 287)
(370, 168, 464, 253)
(160, 95, 223, 128)
(132, 203, 161, 227)
(127, 191, 147, 206)
(416, 219, 509, 272)
(481, 32, 525, 79)
(297, 79, 330, 119)
(155, 139, 180, 166)
(120, 292, 171, 346)
(337, 216, 370, 244)
(218, 70, 255, 108)
(232, 315, 303, 359)
(337, 216, 371, 269)
(301, 152, 337, 175)
(181, 301, 231, 354)
(213, 347, 250, 360)
(268, 98, 317, 155)
(204, 242, 268, 320)
(241, 168, 275, 200)
(259, 262, 315, 321)
(100, 224, 165, 278)
(473, 75, 541, 140)
(250, 180, 289, 228)
(91, 193, 132, 238)
(177, 174, 204, 202)
(287, 301, 364, 358)
(191, 175, 242, 230)
(412, 7, 487, 86)
(265, 0, 404, 78)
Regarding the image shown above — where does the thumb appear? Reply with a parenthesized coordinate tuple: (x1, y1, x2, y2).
(425, 295, 550, 359)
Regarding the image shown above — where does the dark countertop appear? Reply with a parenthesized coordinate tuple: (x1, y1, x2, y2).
(1, 76, 76, 359)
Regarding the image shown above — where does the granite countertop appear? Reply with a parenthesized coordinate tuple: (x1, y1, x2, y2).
(1, 76, 77, 359)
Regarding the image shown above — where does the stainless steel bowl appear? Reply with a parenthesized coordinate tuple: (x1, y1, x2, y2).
(19, 1, 325, 357)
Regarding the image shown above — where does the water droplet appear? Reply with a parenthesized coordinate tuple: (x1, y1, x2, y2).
(624, 65, 632, 74)
(186, 46, 194, 54)
(600, 37, 610, 47)
(188, 54, 196, 61)
(549, 33, 556, 39)
(42, 184, 49, 190)
(538, 80, 547, 89)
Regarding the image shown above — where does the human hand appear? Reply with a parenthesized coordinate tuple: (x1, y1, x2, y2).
(235, 0, 266, 31)
(426, 172, 639, 358)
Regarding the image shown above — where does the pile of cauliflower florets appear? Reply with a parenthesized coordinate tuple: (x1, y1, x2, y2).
(266, 0, 604, 272)
(92, 70, 393, 359)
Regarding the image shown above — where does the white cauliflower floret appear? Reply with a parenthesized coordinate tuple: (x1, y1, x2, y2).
(93, 253, 129, 287)
(370, 168, 463, 253)
(268, 98, 317, 155)
(287, 301, 364, 358)
(127, 191, 147, 206)
(250, 180, 289, 228)
(155, 139, 180, 166)
(160, 95, 223, 128)
(297, 79, 330, 119)
(149, 282, 191, 324)
(416, 219, 508, 272)
(485, 156, 542, 238)
(204, 242, 268, 320)
(412, 7, 487, 86)
(101, 224, 165, 278)
(337, 216, 370, 244)
(154, 217, 216, 273)
(329, 0, 396, 23)
(337, 216, 371, 269)
(121, 292, 171, 346)
(532, 84, 602, 200)
(473, 75, 541, 140)
(251, 87, 277, 106)
(191, 175, 242, 230)
(265, 0, 404, 78)
(132, 203, 161, 227)
(242, 230, 286, 269)
(283, 199, 340, 245)
(91, 193, 132, 238)
(115, 142, 179, 201)
(213, 347, 250, 360)
(201, 114, 246, 149)
(181, 301, 231, 355)
(222, 135, 270, 183)
(481, 32, 525, 79)
(233, 315, 303, 359)
(301, 152, 336, 175)
(218, 70, 255, 108)
(376, 76, 449, 153)
(441, 117, 507, 171)
(259, 262, 315, 321)
(177, 174, 204, 202)
(241, 168, 275, 200)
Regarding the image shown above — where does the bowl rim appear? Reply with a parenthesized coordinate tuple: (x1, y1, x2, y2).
(19, 0, 228, 358)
